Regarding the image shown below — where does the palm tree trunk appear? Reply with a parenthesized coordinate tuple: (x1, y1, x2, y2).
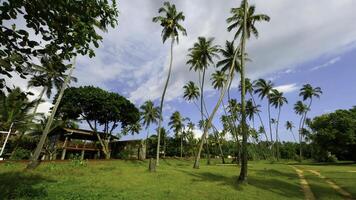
(250, 91, 269, 142)
(193, 47, 238, 169)
(145, 127, 150, 158)
(33, 87, 46, 115)
(298, 115, 304, 161)
(200, 68, 211, 165)
(26, 57, 76, 169)
(276, 107, 281, 161)
(180, 135, 183, 158)
(238, 0, 248, 182)
(156, 37, 174, 166)
(267, 99, 274, 158)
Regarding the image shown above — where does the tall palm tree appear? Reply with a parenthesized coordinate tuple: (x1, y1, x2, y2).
(152, 2, 187, 166)
(294, 100, 309, 160)
(140, 100, 160, 156)
(211, 70, 227, 90)
(245, 99, 260, 128)
(285, 121, 297, 142)
(227, 0, 270, 182)
(299, 84, 322, 134)
(28, 55, 77, 114)
(183, 81, 200, 105)
(168, 111, 184, 158)
(254, 79, 274, 146)
(187, 37, 219, 124)
(270, 89, 288, 160)
(244, 78, 268, 142)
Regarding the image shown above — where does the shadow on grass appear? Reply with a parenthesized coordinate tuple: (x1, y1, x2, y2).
(180, 168, 303, 198)
(0, 171, 55, 199)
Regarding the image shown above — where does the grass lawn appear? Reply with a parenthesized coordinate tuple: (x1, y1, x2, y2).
(0, 159, 355, 200)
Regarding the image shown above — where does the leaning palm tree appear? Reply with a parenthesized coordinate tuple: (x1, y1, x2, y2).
(285, 121, 297, 142)
(270, 89, 288, 160)
(152, 2, 187, 166)
(294, 100, 309, 160)
(227, 0, 270, 182)
(28, 55, 77, 114)
(254, 79, 274, 147)
(140, 100, 160, 156)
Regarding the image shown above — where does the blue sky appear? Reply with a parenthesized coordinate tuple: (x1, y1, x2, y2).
(10, 0, 356, 141)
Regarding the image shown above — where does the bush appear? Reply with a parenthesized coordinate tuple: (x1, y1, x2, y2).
(10, 147, 31, 160)
(69, 154, 87, 167)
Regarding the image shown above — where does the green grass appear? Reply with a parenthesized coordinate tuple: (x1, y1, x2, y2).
(0, 159, 355, 200)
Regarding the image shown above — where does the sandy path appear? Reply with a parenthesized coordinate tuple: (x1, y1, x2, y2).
(308, 169, 353, 200)
(291, 166, 316, 200)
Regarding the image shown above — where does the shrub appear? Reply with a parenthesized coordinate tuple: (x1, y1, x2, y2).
(10, 147, 31, 160)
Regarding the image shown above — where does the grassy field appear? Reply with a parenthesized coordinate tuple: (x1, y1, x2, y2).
(0, 159, 355, 200)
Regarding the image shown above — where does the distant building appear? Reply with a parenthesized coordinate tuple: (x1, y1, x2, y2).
(47, 128, 145, 160)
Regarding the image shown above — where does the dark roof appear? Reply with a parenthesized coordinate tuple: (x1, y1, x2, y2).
(51, 127, 120, 141)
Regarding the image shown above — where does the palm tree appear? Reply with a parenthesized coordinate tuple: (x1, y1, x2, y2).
(152, 2, 187, 166)
(294, 100, 309, 160)
(140, 100, 160, 156)
(299, 84, 322, 134)
(254, 79, 274, 146)
(270, 89, 288, 160)
(244, 78, 268, 142)
(227, 0, 270, 182)
(245, 99, 260, 128)
(187, 37, 219, 124)
(168, 111, 184, 158)
(28, 55, 77, 114)
(211, 70, 227, 90)
(183, 81, 200, 106)
(285, 121, 297, 142)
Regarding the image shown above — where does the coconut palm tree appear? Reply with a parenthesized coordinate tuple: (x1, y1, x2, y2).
(227, 0, 270, 182)
(211, 70, 227, 90)
(245, 99, 260, 128)
(270, 89, 288, 160)
(285, 121, 297, 142)
(168, 111, 185, 158)
(299, 84, 322, 134)
(187, 37, 219, 123)
(254, 79, 274, 146)
(152, 2, 187, 166)
(28, 55, 77, 114)
(294, 100, 309, 160)
(140, 100, 160, 153)
(244, 78, 268, 141)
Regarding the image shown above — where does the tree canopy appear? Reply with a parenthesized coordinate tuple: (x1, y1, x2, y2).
(0, 0, 118, 92)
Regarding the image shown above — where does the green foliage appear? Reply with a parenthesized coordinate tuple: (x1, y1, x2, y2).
(309, 107, 356, 161)
(0, 0, 118, 92)
(9, 147, 31, 160)
(69, 154, 87, 167)
(56, 86, 140, 133)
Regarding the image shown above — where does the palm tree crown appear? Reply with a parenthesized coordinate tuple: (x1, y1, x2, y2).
(168, 111, 184, 137)
(270, 89, 288, 109)
(253, 79, 274, 100)
(285, 121, 294, 131)
(140, 100, 160, 129)
(152, 2, 187, 43)
(294, 101, 309, 116)
(187, 37, 220, 72)
(211, 70, 227, 90)
(216, 41, 240, 73)
(226, 1, 270, 40)
(183, 81, 200, 102)
(299, 84, 322, 101)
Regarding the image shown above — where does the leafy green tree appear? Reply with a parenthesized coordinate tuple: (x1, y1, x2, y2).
(54, 86, 140, 159)
(294, 100, 309, 159)
(28, 55, 77, 114)
(227, 0, 270, 182)
(0, 0, 118, 92)
(140, 100, 160, 156)
(270, 89, 288, 160)
(309, 107, 356, 161)
(152, 2, 187, 166)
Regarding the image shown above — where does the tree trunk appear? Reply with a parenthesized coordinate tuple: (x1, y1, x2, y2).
(26, 58, 76, 169)
(32, 87, 46, 115)
(250, 91, 269, 142)
(275, 107, 281, 161)
(180, 134, 183, 158)
(156, 37, 174, 166)
(193, 43, 238, 169)
(238, 0, 248, 183)
(267, 99, 274, 158)
(200, 68, 211, 165)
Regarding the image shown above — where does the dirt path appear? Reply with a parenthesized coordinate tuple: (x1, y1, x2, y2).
(308, 169, 353, 200)
(291, 166, 316, 200)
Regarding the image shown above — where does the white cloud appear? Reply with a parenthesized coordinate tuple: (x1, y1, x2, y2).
(274, 83, 299, 94)
(310, 56, 341, 71)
